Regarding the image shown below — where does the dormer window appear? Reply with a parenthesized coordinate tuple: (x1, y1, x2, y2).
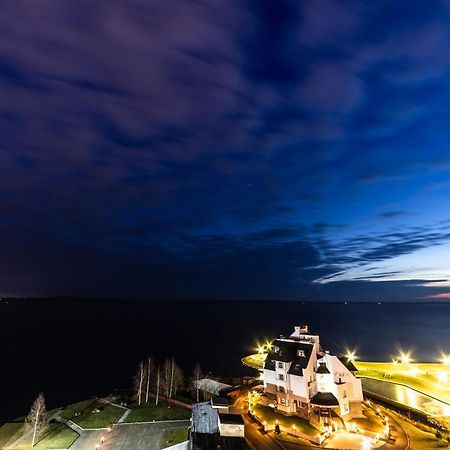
(274, 346, 280, 353)
(297, 349, 305, 357)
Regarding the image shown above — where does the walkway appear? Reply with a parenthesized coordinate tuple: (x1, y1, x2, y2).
(69, 420, 190, 450)
(101, 399, 132, 424)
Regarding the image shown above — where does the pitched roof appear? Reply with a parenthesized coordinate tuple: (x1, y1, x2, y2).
(338, 356, 358, 372)
(264, 339, 313, 375)
(192, 402, 219, 434)
(316, 363, 330, 374)
(310, 392, 340, 407)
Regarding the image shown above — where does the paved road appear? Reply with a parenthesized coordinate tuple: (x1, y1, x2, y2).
(378, 409, 409, 450)
(70, 420, 190, 450)
(232, 393, 314, 450)
(232, 393, 410, 450)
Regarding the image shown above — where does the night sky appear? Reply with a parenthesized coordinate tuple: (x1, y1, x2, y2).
(2, 0, 450, 301)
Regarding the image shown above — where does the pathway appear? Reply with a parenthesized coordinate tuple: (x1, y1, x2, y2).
(69, 420, 190, 450)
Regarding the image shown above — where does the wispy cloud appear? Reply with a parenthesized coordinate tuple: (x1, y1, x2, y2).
(1, 1, 450, 298)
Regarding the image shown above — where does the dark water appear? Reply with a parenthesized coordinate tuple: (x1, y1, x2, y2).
(1, 299, 449, 422)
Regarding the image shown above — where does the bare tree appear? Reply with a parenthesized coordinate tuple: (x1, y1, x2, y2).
(163, 358, 171, 397)
(193, 364, 202, 403)
(169, 357, 175, 398)
(172, 364, 184, 397)
(145, 355, 153, 403)
(26, 393, 48, 448)
(134, 360, 146, 406)
(155, 366, 161, 405)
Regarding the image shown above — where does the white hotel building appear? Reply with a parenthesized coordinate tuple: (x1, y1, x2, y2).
(262, 325, 363, 423)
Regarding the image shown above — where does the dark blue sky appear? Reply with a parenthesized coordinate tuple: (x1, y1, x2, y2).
(2, 0, 450, 300)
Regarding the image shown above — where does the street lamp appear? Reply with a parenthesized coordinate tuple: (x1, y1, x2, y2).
(399, 352, 411, 364)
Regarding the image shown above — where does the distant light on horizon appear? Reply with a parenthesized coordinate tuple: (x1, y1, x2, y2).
(399, 352, 412, 364)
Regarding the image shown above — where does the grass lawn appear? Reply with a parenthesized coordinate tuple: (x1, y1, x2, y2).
(160, 428, 189, 449)
(73, 403, 124, 429)
(60, 399, 97, 420)
(0, 422, 25, 448)
(242, 353, 266, 370)
(356, 361, 450, 404)
(398, 417, 450, 449)
(272, 430, 316, 446)
(14, 423, 79, 450)
(252, 403, 320, 436)
(125, 401, 191, 423)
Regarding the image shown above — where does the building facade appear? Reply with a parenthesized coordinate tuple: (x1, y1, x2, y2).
(262, 325, 363, 423)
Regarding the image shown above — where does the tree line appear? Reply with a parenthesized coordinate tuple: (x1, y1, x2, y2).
(134, 356, 203, 405)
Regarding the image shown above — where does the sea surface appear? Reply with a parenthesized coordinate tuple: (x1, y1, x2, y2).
(1, 299, 449, 422)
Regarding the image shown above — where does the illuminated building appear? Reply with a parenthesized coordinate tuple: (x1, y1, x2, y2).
(262, 325, 363, 425)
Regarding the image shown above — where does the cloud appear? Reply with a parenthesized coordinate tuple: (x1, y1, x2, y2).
(2, 1, 450, 299)
(422, 292, 450, 300)
(377, 211, 415, 219)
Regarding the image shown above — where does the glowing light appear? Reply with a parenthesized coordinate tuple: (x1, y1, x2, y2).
(345, 350, 357, 361)
(399, 352, 412, 364)
(392, 359, 398, 365)
(362, 439, 372, 450)
(438, 372, 448, 383)
(441, 354, 450, 365)
(257, 345, 265, 354)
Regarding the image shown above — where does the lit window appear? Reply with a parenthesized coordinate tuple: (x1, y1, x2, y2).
(278, 374, 284, 381)
(297, 349, 305, 357)
(274, 346, 280, 353)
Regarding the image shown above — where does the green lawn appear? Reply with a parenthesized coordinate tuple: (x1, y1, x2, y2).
(272, 430, 317, 447)
(160, 428, 189, 449)
(73, 403, 124, 429)
(14, 423, 79, 450)
(125, 401, 191, 423)
(252, 403, 320, 436)
(60, 399, 97, 420)
(0, 422, 25, 448)
(400, 418, 449, 449)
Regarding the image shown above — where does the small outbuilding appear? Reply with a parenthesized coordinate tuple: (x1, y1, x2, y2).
(218, 413, 245, 438)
